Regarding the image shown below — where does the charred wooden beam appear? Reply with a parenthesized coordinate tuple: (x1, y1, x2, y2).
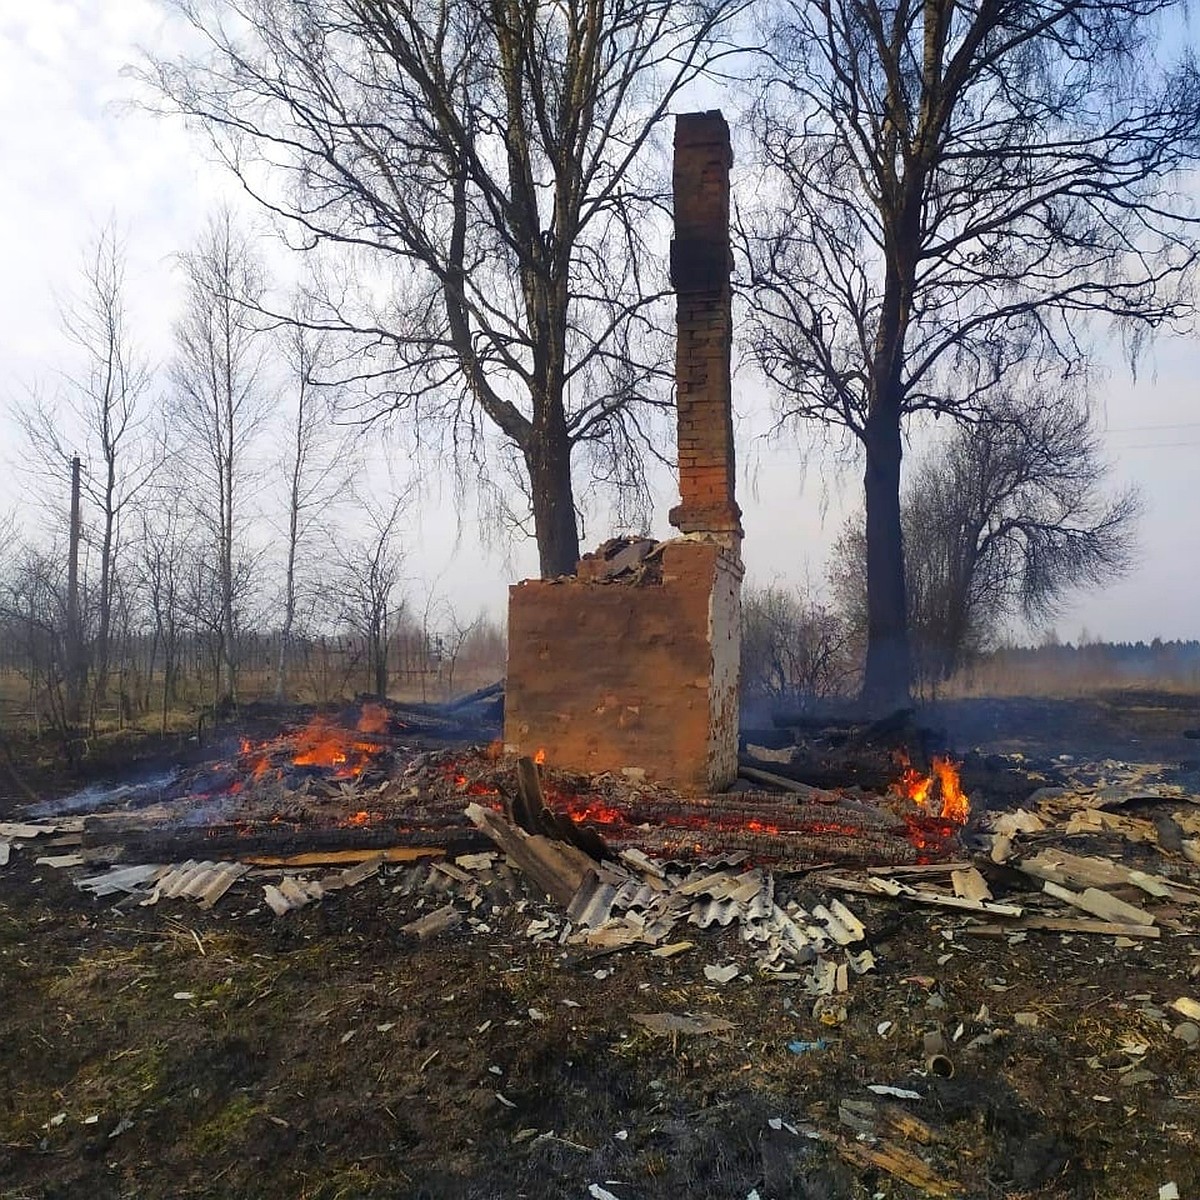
(739, 752, 901, 794)
(603, 824, 922, 867)
(82, 816, 488, 864)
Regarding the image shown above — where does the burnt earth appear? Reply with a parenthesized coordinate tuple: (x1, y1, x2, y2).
(1, 694, 1199, 1200)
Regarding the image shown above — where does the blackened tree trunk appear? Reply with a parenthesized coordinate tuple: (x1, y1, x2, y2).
(862, 404, 909, 711)
(526, 399, 580, 578)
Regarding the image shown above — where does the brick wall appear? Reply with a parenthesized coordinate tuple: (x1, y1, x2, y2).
(504, 541, 741, 793)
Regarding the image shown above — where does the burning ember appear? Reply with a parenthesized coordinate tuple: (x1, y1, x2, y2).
(891, 750, 970, 824)
(237, 707, 395, 784)
(91, 704, 961, 871)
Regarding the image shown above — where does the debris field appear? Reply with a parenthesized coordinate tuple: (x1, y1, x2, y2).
(1, 694, 1199, 1199)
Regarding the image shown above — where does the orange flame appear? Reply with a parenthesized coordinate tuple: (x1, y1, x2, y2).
(892, 751, 969, 824)
(235, 736, 279, 783)
(565, 800, 625, 825)
(932, 756, 969, 823)
(449, 769, 500, 798)
(746, 818, 781, 835)
(291, 715, 385, 777)
(534, 748, 546, 766)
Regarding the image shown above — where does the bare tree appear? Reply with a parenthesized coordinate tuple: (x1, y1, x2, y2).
(415, 594, 485, 700)
(740, 0, 1200, 709)
(0, 542, 75, 757)
(144, 0, 748, 577)
(453, 615, 508, 688)
(272, 306, 354, 702)
(741, 582, 856, 711)
(334, 496, 407, 697)
(0, 516, 43, 798)
(12, 223, 158, 724)
(831, 395, 1140, 691)
(169, 209, 271, 707)
(136, 499, 191, 734)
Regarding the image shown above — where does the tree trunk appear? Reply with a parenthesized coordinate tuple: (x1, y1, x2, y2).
(144, 619, 159, 714)
(372, 615, 388, 698)
(161, 653, 172, 737)
(861, 404, 911, 712)
(275, 509, 298, 703)
(220, 451, 237, 707)
(221, 548, 236, 704)
(65, 454, 84, 725)
(92, 461, 117, 715)
(526, 404, 579, 578)
(861, 182, 920, 713)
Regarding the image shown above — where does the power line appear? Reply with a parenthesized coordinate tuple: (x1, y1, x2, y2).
(1106, 422, 1200, 434)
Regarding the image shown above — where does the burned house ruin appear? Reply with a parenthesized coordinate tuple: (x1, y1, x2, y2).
(504, 112, 743, 794)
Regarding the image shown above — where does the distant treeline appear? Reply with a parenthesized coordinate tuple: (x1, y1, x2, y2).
(964, 638, 1200, 693)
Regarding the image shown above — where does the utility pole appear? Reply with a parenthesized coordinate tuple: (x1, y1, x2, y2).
(65, 454, 83, 724)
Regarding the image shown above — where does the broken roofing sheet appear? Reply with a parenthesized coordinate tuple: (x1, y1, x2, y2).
(5, 738, 1200, 1017)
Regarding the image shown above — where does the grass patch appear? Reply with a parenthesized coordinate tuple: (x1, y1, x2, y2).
(188, 1092, 265, 1157)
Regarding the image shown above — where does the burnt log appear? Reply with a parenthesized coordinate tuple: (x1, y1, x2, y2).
(81, 813, 488, 864)
(739, 751, 901, 794)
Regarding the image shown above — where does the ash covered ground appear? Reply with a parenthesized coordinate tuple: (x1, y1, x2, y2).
(1, 691, 1199, 1200)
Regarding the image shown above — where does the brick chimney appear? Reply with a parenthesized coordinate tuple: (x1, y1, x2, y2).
(668, 111, 742, 549)
(502, 110, 743, 794)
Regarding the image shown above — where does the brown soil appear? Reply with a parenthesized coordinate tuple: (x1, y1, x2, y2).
(1, 692, 1199, 1200)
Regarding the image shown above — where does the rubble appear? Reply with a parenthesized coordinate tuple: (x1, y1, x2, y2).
(5, 699, 1200, 1200)
(8, 710, 1200, 1018)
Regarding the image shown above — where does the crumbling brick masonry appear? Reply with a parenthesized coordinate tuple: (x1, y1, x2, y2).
(504, 111, 742, 794)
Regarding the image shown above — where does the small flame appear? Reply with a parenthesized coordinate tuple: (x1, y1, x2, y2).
(565, 800, 625, 825)
(289, 714, 385, 777)
(534, 748, 546, 766)
(449, 769, 500, 797)
(891, 750, 969, 824)
(745, 819, 781, 835)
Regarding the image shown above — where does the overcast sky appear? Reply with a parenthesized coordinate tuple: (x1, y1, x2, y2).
(2, 3, 1198, 645)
